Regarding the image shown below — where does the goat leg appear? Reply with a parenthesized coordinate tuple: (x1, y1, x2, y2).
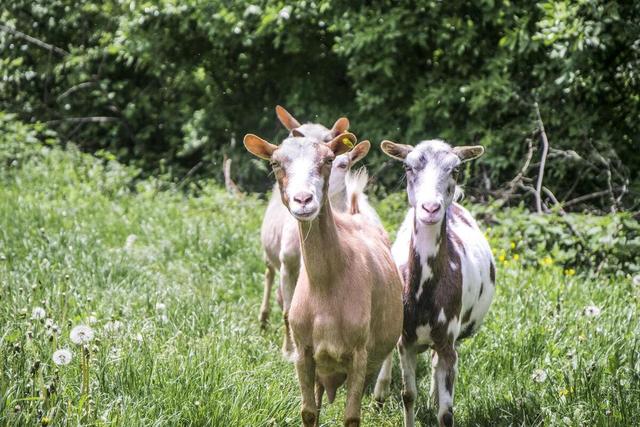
(295, 347, 317, 427)
(344, 348, 367, 427)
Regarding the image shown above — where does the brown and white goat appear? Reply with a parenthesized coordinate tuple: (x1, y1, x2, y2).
(259, 106, 376, 359)
(245, 133, 403, 427)
(379, 139, 496, 427)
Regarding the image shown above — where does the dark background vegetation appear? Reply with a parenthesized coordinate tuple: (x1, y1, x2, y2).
(1, 0, 639, 211)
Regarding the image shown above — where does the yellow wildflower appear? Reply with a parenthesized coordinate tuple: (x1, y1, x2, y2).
(558, 388, 570, 397)
(564, 268, 576, 276)
(513, 254, 520, 261)
(498, 254, 506, 262)
(510, 242, 516, 249)
(541, 256, 553, 266)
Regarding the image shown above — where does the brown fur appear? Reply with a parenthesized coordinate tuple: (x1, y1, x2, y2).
(282, 143, 403, 426)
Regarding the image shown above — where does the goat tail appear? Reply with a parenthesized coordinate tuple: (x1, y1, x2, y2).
(346, 167, 369, 216)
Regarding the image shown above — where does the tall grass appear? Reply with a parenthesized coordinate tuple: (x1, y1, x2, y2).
(0, 145, 638, 426)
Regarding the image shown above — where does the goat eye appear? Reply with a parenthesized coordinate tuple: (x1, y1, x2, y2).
(451, 167, 460, 178)
(270, 161, 280, 169)
(404, 164, 413, 174)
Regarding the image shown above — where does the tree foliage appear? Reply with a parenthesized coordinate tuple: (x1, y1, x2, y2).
(1, 0, 638, 209)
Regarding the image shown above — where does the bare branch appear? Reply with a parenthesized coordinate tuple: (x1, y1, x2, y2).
(223, 154, 241, 195)
(563, 188, 624, 208)
(57, 82, 96, 101)
(45, 116, 118, 125)
(0, 23, 69, 57)
(534, 102, 550, 214)
(176, 161, 203, 190)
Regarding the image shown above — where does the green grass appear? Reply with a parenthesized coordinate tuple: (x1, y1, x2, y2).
(0, 145, 638, 426)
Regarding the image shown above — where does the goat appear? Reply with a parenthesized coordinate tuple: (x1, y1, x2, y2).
(259, 106, 377, 359)
(245, 132, 403, 427)
(379, 139, 496, 427)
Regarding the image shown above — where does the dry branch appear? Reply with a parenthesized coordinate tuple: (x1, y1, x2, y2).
(534, 102, 549, 214)
(223, 155, 241, 195)
(0, 23, 69, 57)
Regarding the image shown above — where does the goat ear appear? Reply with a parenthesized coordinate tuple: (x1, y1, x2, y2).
(453, 145, 485, 162)
(380, 140, 413, 160)
(331, 117, 350, 136)
(327, 132, 357, 156)
(349, 140, 370, 164)
(244, 134, 277, 160)
(291, 129, 304, 137)
(275, 105, 301, 131)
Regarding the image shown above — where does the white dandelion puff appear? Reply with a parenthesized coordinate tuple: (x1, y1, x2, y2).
(52, 349, 73, 366)
(70, 325, 95, 345)
(632, 275, 640, 286)
(88, 315, 98, 324)
(155, 302, 166, 312)
(103, 320, 123, 336)
(583, 305, 601, 317)
(160, 314, 169, 324)
(532, 369, 547, 383)
(31, 307, 46, 320)
(135, 333, 143, 344)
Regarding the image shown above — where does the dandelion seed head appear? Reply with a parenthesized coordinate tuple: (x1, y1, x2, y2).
(532, 368, 547, 383)
(31, 307, 46, 320)
(103, 320, 123, 336)
(52, 348, 73, 366)
(583, 305, 601, 317)
(155, 302, 166, 312)
(633, 275, 640, 286)
(70, 325, 95, 345)
(160, 314, 169, 324)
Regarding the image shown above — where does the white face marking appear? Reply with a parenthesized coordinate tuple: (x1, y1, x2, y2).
(295, 123, 335, 142)
(450, 260, 458, 271)
(273, 137, 329, 221)
(438, 308, 447, 324)
(404, 140, 460, 226)
(328, 153, 350, 201)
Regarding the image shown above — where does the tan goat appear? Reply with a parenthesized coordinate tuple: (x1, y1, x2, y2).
(259, 106, 374, 359)
(245, 132, 403, 427)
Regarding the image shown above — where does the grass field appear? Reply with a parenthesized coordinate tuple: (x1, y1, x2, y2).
(1, 145, 638, 426)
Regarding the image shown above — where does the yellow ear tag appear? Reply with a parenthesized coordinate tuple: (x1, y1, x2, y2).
(342, 137, 354, 149)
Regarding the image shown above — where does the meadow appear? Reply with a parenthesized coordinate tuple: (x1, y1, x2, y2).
(1, 143, 638, 426)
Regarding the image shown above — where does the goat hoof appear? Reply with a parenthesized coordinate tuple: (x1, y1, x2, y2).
(440, 408, 454, 427)
(301, 410, 316, 426)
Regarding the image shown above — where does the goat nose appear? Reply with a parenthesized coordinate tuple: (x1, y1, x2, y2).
(421, 202, 441, 214)
(293, 192, 313, 206)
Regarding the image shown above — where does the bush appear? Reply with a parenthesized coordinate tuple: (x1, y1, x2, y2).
(476, 204, 640, 277)
(1, 1, 638, 206)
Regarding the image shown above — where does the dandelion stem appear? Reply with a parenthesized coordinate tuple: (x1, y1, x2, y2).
(81, 346, 90, 397)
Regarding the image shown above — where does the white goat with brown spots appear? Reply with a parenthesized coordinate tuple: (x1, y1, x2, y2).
(379, 139, 496, 427)
(259, 106, 376, 359)
(245, 132, 403, 427)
